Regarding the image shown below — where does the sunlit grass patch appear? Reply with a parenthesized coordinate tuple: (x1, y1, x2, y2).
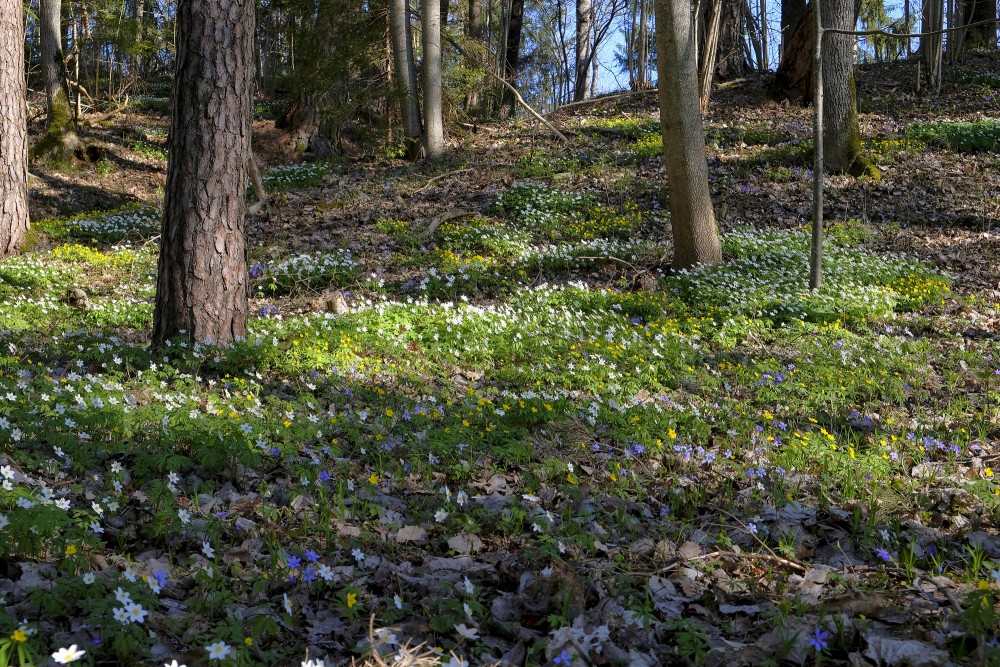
(907, 120, 1000, 152)
(438, 217, 532, 257)
(129, 95, 171, 114)
(262, 160, 339, 191)
(36, 205, 161, 243)
(666, 228, 949, 323)
(255, 249, 362, 294)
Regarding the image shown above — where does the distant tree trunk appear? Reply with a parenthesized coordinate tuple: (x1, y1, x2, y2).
(389, 0, 422, 158)
(962, 0, 997, 49)
(422, 0, 445, 158)
(655, 0, 722, 269)
(465, 0, 482, 110)
(716, 0, 750, 79)
(152, 0, 254, 346)
(922, 0, 944, 91)
(776, 0, 814, 99)
(823, 0, 879, 177)
(502, 0, 526, 113)
(699, 0, 723, 109)
(33, 0, 80, 163)
(574, 0, 593, 100)
(637, 0, 649, 87)
(781, 0, 807, 56)
(0, 0, 29, 258)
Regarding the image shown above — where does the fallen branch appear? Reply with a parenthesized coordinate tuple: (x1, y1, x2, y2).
(413, 168, 472, 194)
(687, 549, 809, 574)
(424, 209, 476, 239)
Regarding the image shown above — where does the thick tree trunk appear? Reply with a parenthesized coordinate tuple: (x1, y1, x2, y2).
(33, 0, 80, 163)
(963, 0, 997, 49)
(776, 0, 814, 100)
(655, 0, 722, 270)
(389, 0, 422, 158)
(502, 0, 526, 113)
(822, 0, 878, 177)
(422, 0, 445, 158)
(574, 0, 593, 101)
(781, 0, 807, 55)
(0, 0, 29, 258)
(717, 0, 750, 79)
(152, 0, 254, 347)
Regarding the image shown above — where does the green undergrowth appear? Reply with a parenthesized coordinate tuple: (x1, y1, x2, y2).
(667, 226, 950, 324)
(36, 205, 161, 243)
(1, 141, 998, 666)
(907, 119, 1000, 152)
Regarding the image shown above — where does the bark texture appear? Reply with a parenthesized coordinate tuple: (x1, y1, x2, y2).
(963, 0, 997, 49)
(716, 0, 750, 79)
(781, 0, 807, 54)
(922, 0, 944, 92)
(574, 0, 593, 101)
(33, 0, 80, 163)
(389, 0, 422, 158)
(0, 0, 29, 258)
(502, 0, 525, 113)
(422, 0, 445, 158)
(655, 0, 722, 269)
(775, 0, 814, 100)
(822, 0, 879, 178)
(152, 0, 254, 346)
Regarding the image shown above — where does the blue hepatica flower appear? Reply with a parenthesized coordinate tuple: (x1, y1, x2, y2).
(875, 547, 891, 562)
(810, 627, 829, 652)
(554, 649, 573, 666)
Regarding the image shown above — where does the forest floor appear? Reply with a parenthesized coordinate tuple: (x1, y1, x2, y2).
(2, 53, 1000, 667)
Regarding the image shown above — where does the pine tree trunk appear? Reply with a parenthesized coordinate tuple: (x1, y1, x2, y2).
(152, 0, 254, 347)
(822, 0, 878, 177)
(33, 0, 80, 163)
(655, 0, 722, 269)
(389, 0, 423, 158)
(0, 0, 29, 258)
(574, 0, 593, 101)
(422, 0, 445, 158)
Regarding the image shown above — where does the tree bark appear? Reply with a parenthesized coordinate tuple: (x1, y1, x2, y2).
(781, 0, 807, 55)
(574, 0, 593, 100)
(822, 0, 878, 177)
(503, 0, 526, 113)
(922, 0, 944, 91)
(963, 0, 997, 49)
(655, 0, 722, 270)
(776, 0, 814, 99)
(33, 0, 80, 163)
(0, 0, 29, 258)
(465, 0, 482, 109)
(152, 0, 254, 347)
(699, 0, 723, 109)
(422, 0, 445, 158)
(717, 0, 750, 79)
(637, 0, 649, 87)
(389, 0, 423, 158)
